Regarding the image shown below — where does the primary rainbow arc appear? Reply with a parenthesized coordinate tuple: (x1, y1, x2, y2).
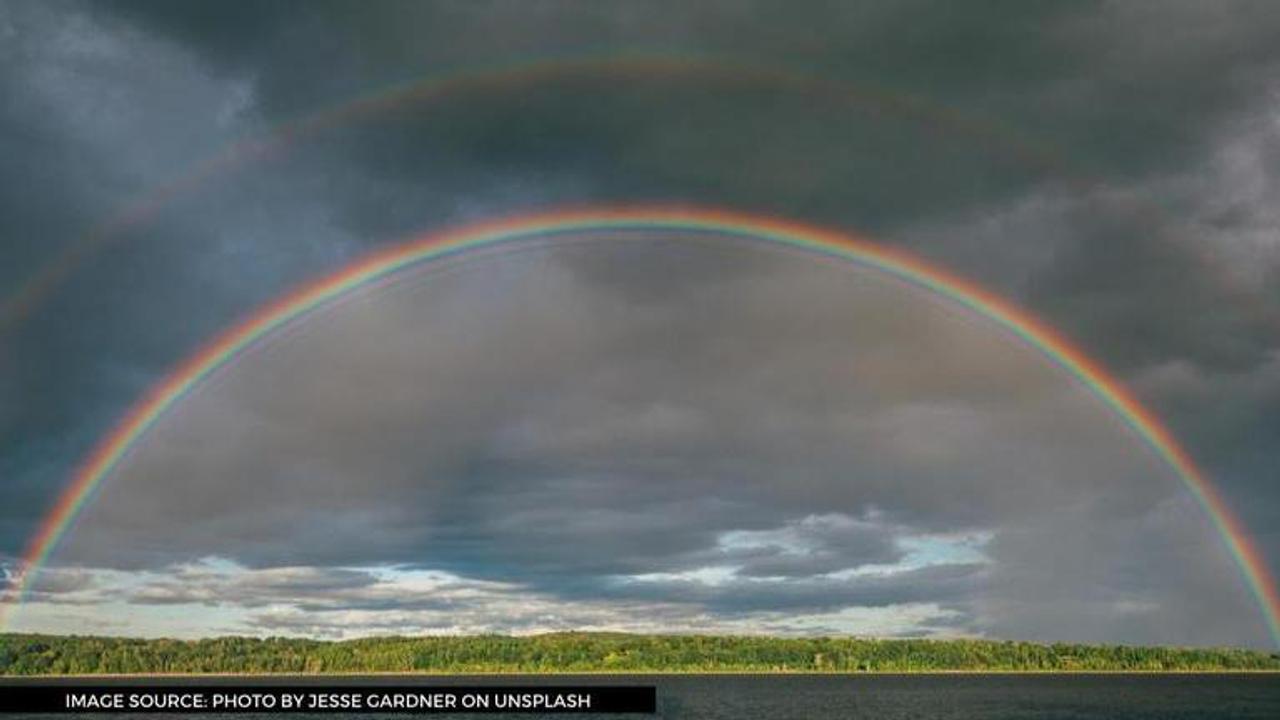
(8, 206, 1278, 646)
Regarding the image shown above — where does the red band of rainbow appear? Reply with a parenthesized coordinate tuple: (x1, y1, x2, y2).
(7, 207, 1277, 645)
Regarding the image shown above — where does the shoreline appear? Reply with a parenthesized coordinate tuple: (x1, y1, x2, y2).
(8, 634, 1276, 676)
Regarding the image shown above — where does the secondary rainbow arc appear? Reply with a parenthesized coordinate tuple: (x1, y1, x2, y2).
(0, 51, 1072, 333)
(7, 207, 1278, 646)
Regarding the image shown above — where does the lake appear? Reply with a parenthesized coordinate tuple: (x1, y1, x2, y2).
(647, 674, 1280, 719)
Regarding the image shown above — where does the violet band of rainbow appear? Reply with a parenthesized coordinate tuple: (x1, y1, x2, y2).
(7, 206, 1278, 646)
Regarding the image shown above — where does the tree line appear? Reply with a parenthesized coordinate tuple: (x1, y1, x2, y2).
(3, 632, 1278, 675)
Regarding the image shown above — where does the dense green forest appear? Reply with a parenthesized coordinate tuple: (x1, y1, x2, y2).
(3, 633, 1279, 674)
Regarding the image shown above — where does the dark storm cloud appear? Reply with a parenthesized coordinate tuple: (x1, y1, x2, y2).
(98, 1, 1276, 175)
(86, 0, 1280, 225)
(80, 0, 1280, 384)
(0, 0, 305, 554)
(3, 0, 1280, 646)
(61, 0, 1068, 252)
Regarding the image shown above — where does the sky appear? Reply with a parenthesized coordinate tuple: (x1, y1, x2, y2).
(1, 0, 1279, 647)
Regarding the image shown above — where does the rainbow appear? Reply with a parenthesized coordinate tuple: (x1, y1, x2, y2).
(7, 207, 1278, 645)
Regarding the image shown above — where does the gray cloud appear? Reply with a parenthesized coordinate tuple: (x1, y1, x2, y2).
(130, 566, 380, 607)
(1, 566, 99, 606)
(603, 562, 989, 616)
(61, 560, 971, 639)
